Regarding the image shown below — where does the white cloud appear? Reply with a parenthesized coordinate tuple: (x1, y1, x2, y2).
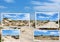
(17, 13, 30, 20)
(33, 5, 59, 12)
(42, 30, 48, 33)
(50, 32, 57, 35)
(51, 0, 60, 4)
(38, 16, 49, 19)
(40, 12, 58, 16)
(31, 1, 44, 5)
(4, 0, 15, 3)
(0, 6, 7, 9)
(31, 0, 60, 12)
(12, 30, 20, 34)
(24, 13, 30, 20)
(3, 14, 16, 17)
(36, 12, 58, 19)
(36, 30, 48, 33)
(31, 0, 60, 6)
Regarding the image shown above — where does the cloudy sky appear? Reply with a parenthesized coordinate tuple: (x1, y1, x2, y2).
(36, 12, 58, 21)
(2, 30, 20, 36)
(3, 13, 30, 20)
(0, 0, 60, 20)
(34, 30, 59, 36)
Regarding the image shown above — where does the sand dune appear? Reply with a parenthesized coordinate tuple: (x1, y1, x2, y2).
(36, 22, 59, 28)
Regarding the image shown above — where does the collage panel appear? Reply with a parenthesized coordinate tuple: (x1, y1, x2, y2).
(2, 13, 30, 27)
(35, 12, 59, 28)
(1, 13, 30, 27)
(1, 29, 20, 42)
(34, 30, 59, 41)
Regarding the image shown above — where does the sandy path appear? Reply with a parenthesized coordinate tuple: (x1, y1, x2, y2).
(20, 26, 34, 42)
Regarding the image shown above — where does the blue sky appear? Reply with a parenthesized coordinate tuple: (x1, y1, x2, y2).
(0, 0, 60, 20)
(2, 30, 20, 36)
(36, 12, 58, 21)
(0, 14, 1, 21)
(34, 30, 59, 36)
(3, 13, 30, 20)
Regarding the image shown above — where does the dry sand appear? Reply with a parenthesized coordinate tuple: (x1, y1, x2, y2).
(34, 40, 60, 42)
(2, 36, 20, 42)
(20, 26, 34, 42)
(36, 22, 59, 28)
(34, 36, 59, 40)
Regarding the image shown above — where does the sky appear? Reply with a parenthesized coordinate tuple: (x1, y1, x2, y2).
(2, 30, 20, 36)
(0, 0, 60, 20)
(36, 12, 58, 21)
(3, 13, 30, 20)
(34, 30, 59, 36)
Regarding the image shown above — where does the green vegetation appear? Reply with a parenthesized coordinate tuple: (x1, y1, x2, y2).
(0, 27, 3, 29)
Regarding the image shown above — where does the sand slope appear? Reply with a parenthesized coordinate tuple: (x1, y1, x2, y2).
(37, 22, 59, 28)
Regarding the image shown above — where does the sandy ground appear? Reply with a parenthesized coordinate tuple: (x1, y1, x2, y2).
(34, 40, 60, 42)
(20, 26, 34, 42)
(2, 36, 20, 42)
(34, 36, 59, 40)
(36, 22, 59, 28)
